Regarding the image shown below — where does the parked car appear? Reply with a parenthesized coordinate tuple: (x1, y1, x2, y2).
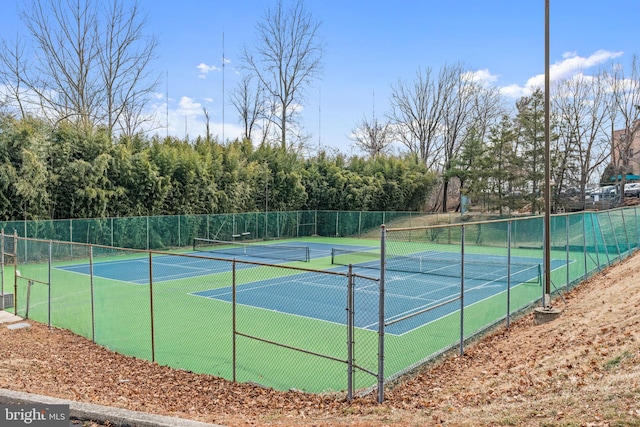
(589, 186, 617, 201)
(624, 183, 640, 197)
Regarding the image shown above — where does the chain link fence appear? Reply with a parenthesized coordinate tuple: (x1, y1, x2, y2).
(0, 211, 464, 249)
(2, 232, 381, 396)
(1, 207, 638, 401)
(378, 207, 640, 400)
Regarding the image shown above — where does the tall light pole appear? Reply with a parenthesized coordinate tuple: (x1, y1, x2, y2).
(535, 0, 562, 324)
(543, 0, 551, 307)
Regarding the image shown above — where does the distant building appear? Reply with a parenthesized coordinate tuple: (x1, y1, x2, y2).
(611, 120, 640, 179)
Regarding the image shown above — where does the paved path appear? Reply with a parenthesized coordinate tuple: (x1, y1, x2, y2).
(0, 389, 226, 427)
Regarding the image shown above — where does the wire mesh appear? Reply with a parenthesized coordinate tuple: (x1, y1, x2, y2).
(7, 208, 640, 400)
(151, 252, 233, 376)
(193, 238, 310, 262)
(231, 261, 356, 392)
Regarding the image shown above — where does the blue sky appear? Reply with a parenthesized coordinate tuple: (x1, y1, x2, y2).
(1, 0, 639, 154)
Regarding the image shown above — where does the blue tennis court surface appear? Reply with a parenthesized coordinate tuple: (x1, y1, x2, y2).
(55, 242, 372, 284)
(57, 255, 255, 284)
(193, 255, 568, 336)
(56, 241, 568, 335)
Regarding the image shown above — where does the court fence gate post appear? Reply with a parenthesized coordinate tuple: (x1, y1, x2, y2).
(377, 225, 386, 404)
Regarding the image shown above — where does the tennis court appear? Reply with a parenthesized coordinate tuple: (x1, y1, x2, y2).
(191, 247, 566, 335)
(13, 233, 578, 393)
(53, 240, 566, 337)
(4, 209, 635, 395)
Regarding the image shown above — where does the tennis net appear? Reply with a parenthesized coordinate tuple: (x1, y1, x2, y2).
(331, 248, 541, 284)
(193, 238, 310, 262)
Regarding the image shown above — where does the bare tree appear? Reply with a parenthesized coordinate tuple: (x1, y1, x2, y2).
(229, 74, 267, 143)
(0, 0, 158, 136)
(553, 70, 611, 202)
(0, 36, 29, 118)
(351, 116, 393, 158)
(241, 0, 324, 150)
(388, 67, 447, 170)
(97, 0, 159, 138)
(203, 107, 211, 143)
(465, 78, 504, 141)
(439, 63, 487, 212)
(388, 63, 500, 211)
(609, 55, 640, 195)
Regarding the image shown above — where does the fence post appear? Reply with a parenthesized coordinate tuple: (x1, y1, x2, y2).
(1, 229, 4, 311)
(460, 225, 465, 356)
(607, 211, 621, 260)
(377, 225, 386, 403)
(582, 213, 588, 279)
(48, 241, 52, 327)
(347, 264, 354, 401)
(232, 260, 237, 383)
(636, 206, 640, 249)
(13, 230, 18, 316)
(565, 215, 570, 290)
(590, 213, 602, 271)
(598, 213, 611, 266)
(620, 209, 630, 257)
(149, 252, 155, 362)
(506, 221, 512, 328)
(23, 222, 27, 262)
(90, 245, 95, 343)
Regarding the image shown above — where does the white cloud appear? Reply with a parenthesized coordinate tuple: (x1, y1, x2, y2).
(177, 96, 202, 116)
(148, 95, 244, 142)
(464, 68, 499, 86)
(501, 49, 624, 98)
(197, 63, 220, 79)
(500, 83, 531, 99)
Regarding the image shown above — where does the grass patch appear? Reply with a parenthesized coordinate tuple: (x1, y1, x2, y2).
(604, 350, 634, 370)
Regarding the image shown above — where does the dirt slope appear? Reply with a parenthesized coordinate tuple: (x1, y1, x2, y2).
(0, 253, 639, 426)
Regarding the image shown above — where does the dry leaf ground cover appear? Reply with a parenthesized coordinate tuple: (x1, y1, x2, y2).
(1, 251, 639, 426)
